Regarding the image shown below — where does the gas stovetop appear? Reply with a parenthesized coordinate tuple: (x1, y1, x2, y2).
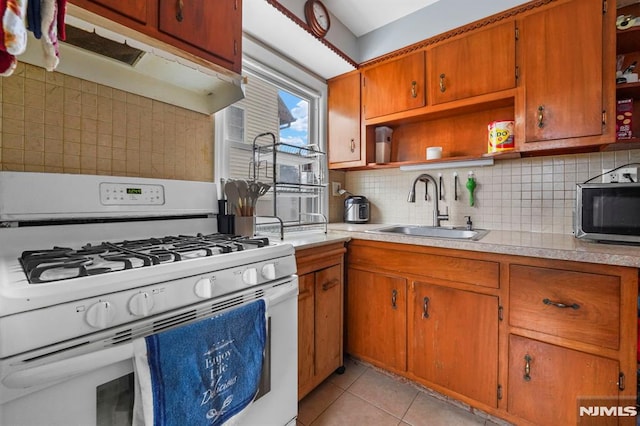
(20, 234, 272, 284)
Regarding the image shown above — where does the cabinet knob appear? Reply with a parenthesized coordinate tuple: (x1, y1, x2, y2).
(391, 289, 398, 309)
(439, 73, 446, 93)
(176, 0, 184, 22)
(537, 105, 545, 128)
(410, 80, 418, 98)
(350, 138, 355, 153)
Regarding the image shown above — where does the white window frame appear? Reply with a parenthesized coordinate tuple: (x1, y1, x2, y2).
(215, 37, 329, 221)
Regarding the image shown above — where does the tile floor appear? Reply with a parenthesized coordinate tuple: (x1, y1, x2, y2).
(298, 358, 511, 426)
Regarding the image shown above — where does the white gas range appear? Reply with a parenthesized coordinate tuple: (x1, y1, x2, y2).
(0, 172, 298, 426)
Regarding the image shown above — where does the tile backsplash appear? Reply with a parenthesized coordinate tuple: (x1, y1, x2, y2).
(336, 149, 640, 235)
(0, 63, 214, 181)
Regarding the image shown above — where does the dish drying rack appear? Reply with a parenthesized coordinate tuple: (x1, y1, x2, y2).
(250, 132, 327, 239)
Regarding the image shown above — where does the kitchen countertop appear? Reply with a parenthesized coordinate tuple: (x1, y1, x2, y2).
(326, 223, 640, 268)
(264, 231, 351, 251)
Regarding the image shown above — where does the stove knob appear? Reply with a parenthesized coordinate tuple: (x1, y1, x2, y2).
(86, 301, 115, 329)
(129, 292, 154, 316)
(242, 268, 258, 285)
(194, 277, 215, 298)
(261, 263, 276, 280)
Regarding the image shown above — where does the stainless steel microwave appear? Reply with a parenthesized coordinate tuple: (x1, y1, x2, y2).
(575, 182, 640, 244)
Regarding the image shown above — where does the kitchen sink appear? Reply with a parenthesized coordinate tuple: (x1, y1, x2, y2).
(366, 225, 490, 241)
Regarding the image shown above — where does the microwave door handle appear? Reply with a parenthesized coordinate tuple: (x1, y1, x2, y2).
(2, 343, 133, 389)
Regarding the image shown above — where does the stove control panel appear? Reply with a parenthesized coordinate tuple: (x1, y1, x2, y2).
(99, 182, 165, 205)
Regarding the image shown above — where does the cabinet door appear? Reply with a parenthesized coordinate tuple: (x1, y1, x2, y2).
(519, 0, 604, 145)
(409, 282, 499, 407)
(328, 73, 362, 166)
(430, 21, 515, 105)
(363, 51, 426, 119)
(297, 273, 315, 397)
(314, 265, 343, 380)
(508, 335, 620, 426)
(158, 0, 239, 65)
(88, 0, 147, 23)
(346, 268, 407, 372)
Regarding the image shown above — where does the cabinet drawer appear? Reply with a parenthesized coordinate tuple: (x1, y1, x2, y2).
(509, 265, 620, 349)
(348, 243, 499, 288)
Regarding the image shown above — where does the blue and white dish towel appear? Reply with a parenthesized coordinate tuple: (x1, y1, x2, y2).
(133, 299, 267, 426)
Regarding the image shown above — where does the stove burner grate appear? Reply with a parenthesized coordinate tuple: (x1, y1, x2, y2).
(19, 233, 271, 284)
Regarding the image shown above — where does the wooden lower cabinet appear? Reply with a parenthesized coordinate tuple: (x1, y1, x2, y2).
(508, 335, 620, 426)
(345, 239, 638, 425)
(296, 242, 346, 400)
(346, 267, 407, 373)
(409, 282, 499, 407)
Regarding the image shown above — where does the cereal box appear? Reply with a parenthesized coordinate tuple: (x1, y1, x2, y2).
(616, 98, 633, 140)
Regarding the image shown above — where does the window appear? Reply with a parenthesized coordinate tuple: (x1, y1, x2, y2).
(215, 54, 327, 234)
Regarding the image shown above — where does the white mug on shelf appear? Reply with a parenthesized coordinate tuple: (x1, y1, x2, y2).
(426, 146, 442, 160)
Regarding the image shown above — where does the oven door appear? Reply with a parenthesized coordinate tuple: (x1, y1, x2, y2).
(0, 278, 298, 426)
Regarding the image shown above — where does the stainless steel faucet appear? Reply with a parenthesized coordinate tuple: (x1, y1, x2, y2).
(408, 173, 449, 227)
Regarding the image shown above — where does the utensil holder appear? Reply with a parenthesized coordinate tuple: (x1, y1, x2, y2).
(235, 216, 255, 237)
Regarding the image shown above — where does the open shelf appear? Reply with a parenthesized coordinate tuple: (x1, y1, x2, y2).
(617, 26, 640, 55)
(616, 81, 640, 99)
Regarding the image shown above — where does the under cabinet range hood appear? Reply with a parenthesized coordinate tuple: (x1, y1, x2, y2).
(18, 7, 245, 115)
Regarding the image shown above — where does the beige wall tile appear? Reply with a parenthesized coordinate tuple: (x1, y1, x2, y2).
(1, 66, 214, 181)
(4, 133, 24, 150)
(3, 148, 23, 163)
(45, 139, 63, 154)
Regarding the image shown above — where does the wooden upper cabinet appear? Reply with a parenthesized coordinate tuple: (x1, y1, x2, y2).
(88, 0, 147, 23)
(363, 51, 426, 119)
(429, 21, 516, 105)
(328, 72, 362, 167)
(70, 0, 242, 73)
(158, 0, 239, 67)
(519, 0, 607, 148)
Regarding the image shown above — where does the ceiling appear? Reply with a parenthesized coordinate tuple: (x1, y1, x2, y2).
(323, 0, 442, 37)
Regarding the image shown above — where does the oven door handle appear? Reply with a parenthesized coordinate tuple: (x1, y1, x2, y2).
(3, 343, 133, 389)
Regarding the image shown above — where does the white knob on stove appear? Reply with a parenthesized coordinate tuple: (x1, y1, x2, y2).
(242, 268, 258, 285)
(194, 277, 215, 298)
(86, 301, 115, 329)
(261, 263, 276, 280)
(129, 292, 154, 316)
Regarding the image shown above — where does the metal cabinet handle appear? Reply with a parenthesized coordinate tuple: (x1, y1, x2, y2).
(391, 289, 397, 310)
(410, 81, 417, 98)
(523, 354, 532, 381)
(176, 0, 184, 22)
(321, 278, 340, 291)
(422, 296, 430, 319)
(537, 105, 545, 128)
(350, 138, 355, 153)
(439, 73, 446, 93)
(542, 298, 580, 310)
